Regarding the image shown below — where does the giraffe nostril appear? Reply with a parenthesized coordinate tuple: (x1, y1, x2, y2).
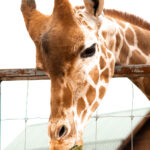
(58, 125, 67, 138)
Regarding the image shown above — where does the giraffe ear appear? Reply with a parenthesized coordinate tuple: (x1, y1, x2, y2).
(83, 0, 104, 17)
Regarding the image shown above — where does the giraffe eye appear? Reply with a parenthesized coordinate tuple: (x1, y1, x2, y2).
(80, 44, 96, 58)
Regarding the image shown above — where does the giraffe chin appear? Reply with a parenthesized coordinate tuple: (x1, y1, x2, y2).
(49, 137, 83, 150)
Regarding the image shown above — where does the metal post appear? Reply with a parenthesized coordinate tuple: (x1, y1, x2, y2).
(0, 81, 1, 150)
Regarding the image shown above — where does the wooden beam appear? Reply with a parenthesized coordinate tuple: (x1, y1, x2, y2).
(0, 64, 150, 81)
(114, 65, 150, 78)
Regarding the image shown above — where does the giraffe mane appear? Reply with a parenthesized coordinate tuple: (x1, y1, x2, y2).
(103, 9, 150, 31)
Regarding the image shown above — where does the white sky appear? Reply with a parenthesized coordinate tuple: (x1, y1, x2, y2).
(1, 0, 150, 149)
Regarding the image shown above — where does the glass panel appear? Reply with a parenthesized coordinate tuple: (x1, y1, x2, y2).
(2, 120, 25, 150)
(97, 117, 131, 150)
(26, 119, 49, 150)
(27, 80, 50, 119)
(1, 81, 27, 120)
(83, 118, 96, 144)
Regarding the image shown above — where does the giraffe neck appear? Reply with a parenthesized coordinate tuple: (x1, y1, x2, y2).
(100, 16, 150, 66)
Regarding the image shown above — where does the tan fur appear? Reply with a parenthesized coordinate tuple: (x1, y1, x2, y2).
(115, 33, 121, 52)
(129, 50, 147, 64)
(77, 97, 86, 116)
(62, 85, 72, 108)
(100, 56, 106, 70)
(100, 68, 109, 83)
(104, 9, 150, 31)
(134, 25, 150, 55)
(125, 28, 134, 45)
(99, 86, 106, 99)
(91, 101, 99, 112)
(101, 45, 107, 57)
(86, 85, 96, 105)
(110, 60, 115, 77)
(102, 31, 107, 39)
(117, 20, 126, 28)
(119, 41, 130, 64)
(81, 110, 87, 123)
(89, 66, 99, 84)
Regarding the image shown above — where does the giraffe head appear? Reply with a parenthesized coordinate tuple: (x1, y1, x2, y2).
(40, 0, 114, 149)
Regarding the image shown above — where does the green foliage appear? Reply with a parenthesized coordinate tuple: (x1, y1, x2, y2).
(70, 145, 82, 150)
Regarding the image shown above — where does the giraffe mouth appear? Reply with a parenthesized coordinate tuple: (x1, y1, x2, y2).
(70, 145, 83, 150)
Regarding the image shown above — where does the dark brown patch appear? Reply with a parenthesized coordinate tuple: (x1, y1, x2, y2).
(89, 66, 99, 84)
(110, 60, 115, 77)
(101, 45, 107, 57)
(129, 50, 147, 64)
(102, 31, 107, 39)
(100, 68, 109, 83)
(125, 28, 134, 45)
(134, 26, 150, 55)
(81, 110, 87, 123)
(108, 40, 115, 50)
(77, 97, 86, 116)
(116, 33, 121, 52)
(62, 85, 72, 108)
(100, 56, 106, 70)
(99, 86, 106, 99)
(91, 101, 99, 112)
(86, 85, 96, 105)
(119, 41, 130, 64)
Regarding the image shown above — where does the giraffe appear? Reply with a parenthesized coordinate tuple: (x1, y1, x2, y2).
(21, 0, 150, 149)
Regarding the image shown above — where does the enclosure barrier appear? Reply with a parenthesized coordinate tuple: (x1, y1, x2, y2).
(1, 64, 150, 150)
(0, 64, 150, 81)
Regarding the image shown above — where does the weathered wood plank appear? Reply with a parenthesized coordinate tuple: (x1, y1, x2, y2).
(114, 65, 150, 78)
(0, 69, 49, 81)
(0, 65, 150, 81)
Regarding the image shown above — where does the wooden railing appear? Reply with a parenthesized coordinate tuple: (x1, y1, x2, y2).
(0, 65, 150, 81)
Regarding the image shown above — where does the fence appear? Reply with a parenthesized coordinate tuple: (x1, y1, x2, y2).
(0, 64, 150, 150)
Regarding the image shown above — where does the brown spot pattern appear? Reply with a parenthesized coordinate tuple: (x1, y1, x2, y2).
(102, 31, 107, 39)
(91, 101, 99, 112)
(89, 66, 99, 84)
(134, 26, 150, 55)
(116, 33, 121, 52)
(62, 85, 72, 108)
(101, 45, 107, 57)
(125, 28, 134, 45)
(81, 110, 87, 123)
(100, 68, 109, 83)
(77, 97, 86, 116)
(99, 86, 106, 99)
(108, 40, 115, 50)
(86, 85, 96, 105)
(100, 56, 106, 70)
(110, 60, 115, 77)
(119, 41, 129, 64)
(107, 52, 112, 58)
(129, 50, 147, 64)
